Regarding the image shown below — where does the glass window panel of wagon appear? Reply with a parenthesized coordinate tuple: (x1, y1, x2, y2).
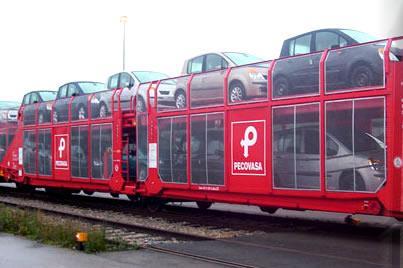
(325, 100, 353, 191)
(325, 41, 386, 92)
(38, 129, 52, 176)
(91, 91, 113, 119)
(191, 115, 207, 184)
(206, 113, 224, 185)
(391, 40, 403, 61)
(353, 98, 385, 192)
(53, 98, 69, 123)
(171, 117, 187, 183)
(272, 106, 296, 189)
(72, 95, 89, 121)
(157, 78, 187, 112)
(158, 118, 173, 182)
(190, 70, 224, 109)
(101, 125, 113, 179)
(272, 53, 321, 99)
(23, 104, 36, 125)
(137, 114, 148, 181)
(295, 104, 320, 190)
(23, 131, 36, 174)
(38, 102, 52, 124)
(228, 61, 270, 104)
(71, 126, 89, 178)
(91, 124, 112, 179)
(136, 83, 150, 113)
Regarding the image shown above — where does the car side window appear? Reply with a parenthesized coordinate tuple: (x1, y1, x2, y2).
(205, 54, 227, 71)
(67, 84, 80, 97)
(119, 73, 134, 88)
(294, 34, 312, 55)
(188, 56, 204, 74)
(316, 31, 347, 51)
(23, 94, 30, 105)
(108, 74, 119, 89)
(288, 39, 296, 56)
(58, 85, 68, 99)
(30, 93, 40, 104)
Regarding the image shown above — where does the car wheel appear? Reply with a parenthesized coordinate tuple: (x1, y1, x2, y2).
(229, 82, 245, 102)
(99, 103, 108, 118)
(339, 171, 366, 191)
(38, 112, 44, 124)
(53, 111, 58, 123)
(175, 90, 186, 109)
(350, 65, 373, 88)
(78, 105, 87, 120)
(273, 76, 289, 97)
(196, 201, 212, 210)
(136, 97, 146, 112)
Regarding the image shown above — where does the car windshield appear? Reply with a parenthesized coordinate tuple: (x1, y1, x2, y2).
(223, 52, 264, 66)
(132, 71, 170, 83)
(38, 91, 57, 101)
(340, 30, 378, 43)
(78, 82, 106, 94)
(0, 101, 20, 109)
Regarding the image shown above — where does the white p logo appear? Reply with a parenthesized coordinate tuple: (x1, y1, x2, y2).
(240, 126, 257, 158)
(58, 138, 66, 158)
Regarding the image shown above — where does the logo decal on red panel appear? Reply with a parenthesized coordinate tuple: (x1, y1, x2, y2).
(55, 134, 69, 170)
(232, 120, 266, 176)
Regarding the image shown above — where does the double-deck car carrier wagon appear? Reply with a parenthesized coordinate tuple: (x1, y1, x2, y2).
(1, 37, 403, 218)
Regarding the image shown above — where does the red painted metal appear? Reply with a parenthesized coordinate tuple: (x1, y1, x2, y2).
(1, 37, 403, 219)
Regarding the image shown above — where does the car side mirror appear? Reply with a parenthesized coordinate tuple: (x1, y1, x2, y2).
(331, 44, 340, 49)
(72, 92, 79, 97)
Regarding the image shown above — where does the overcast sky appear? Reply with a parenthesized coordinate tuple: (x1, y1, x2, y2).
(0, 0, 402, 102)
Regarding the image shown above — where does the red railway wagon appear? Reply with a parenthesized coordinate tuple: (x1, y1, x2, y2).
(1, 37, 403, 219)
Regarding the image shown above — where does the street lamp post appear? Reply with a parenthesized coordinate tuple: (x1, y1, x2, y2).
(120, 16, 128, 70)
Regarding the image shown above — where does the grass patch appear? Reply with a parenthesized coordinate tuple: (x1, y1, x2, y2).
(0, 204, 137, 253)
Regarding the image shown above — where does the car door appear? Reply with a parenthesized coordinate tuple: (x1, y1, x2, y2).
(295, 129, 320, 189)
(188, 56, 205, 106)
(118, 72, 135, 110)
(201, 54, 227, 106)
(273, 130, 296, 188)
(54, 85, 69, 122)
(315, 31, 349, 89)
(287, 33, 319, 93)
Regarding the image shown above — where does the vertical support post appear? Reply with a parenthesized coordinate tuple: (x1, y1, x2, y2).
(319, 50, 328, 196)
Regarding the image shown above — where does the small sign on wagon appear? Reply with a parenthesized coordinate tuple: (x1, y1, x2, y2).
(54, 134, 69, 170)
(231, 120, 266, 176)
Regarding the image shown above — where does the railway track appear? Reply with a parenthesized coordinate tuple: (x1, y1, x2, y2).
(0, 185, 395, 267)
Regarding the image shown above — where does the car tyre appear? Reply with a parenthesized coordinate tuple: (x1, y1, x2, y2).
(273, 76, 289, 97)
(350, 65, 374, 88)
(175, 90, 186, 109)
(229, 81, 245, 102)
